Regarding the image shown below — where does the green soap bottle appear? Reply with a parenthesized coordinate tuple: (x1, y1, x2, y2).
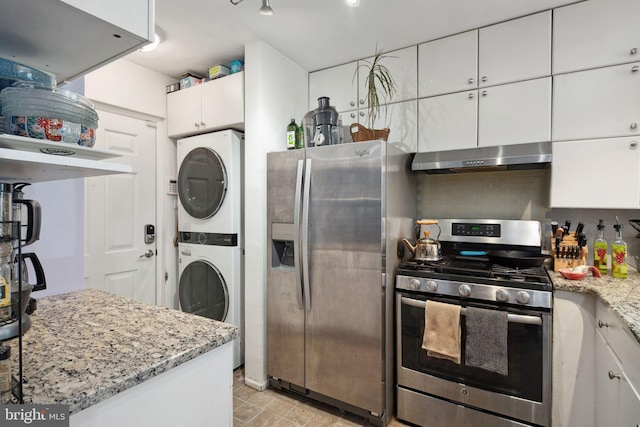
(611, 222, 627, 279)
(593, 219, 608, 274)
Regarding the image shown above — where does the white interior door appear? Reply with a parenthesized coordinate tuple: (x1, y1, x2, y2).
(84, 109, 157, 304)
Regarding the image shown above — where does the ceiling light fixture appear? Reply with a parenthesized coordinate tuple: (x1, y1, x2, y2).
(345, 0, 360, 6)
(259, 0, 275, 15)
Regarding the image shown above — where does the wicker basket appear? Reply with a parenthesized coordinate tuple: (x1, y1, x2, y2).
(349, 123, 390, 142)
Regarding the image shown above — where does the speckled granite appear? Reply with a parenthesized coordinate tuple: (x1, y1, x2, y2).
(8, 289, 237, 414)
(552, 269, 640, 344)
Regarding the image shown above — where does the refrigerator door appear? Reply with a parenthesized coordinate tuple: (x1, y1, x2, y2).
(266, 149, 306, 386)
(304, 140, 385, 414)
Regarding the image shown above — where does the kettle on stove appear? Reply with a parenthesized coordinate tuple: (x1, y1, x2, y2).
(402, 220, 442, 262)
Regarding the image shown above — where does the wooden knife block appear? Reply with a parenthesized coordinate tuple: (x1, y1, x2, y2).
(551, 232, 588, 271)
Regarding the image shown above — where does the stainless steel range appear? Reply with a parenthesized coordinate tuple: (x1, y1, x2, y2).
(395, 219, 552, 427)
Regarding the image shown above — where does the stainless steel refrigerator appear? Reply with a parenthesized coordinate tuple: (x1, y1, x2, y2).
(267, 139, 416, 425)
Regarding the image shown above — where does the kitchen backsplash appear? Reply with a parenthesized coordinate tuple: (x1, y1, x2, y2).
(416, 168, 640, 270)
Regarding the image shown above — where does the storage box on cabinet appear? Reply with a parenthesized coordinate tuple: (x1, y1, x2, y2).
(552, 62, 640, 142)
(167, 72, 244, 139)
(550, 136, 640, 209)
(553, 0, 640, 75)
(418, 11, 551, 98)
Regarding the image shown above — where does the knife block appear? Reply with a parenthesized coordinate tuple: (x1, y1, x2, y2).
(551, 232, 588, 271)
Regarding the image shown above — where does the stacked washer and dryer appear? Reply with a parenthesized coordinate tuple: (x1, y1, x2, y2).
(177, 129, 244, 369)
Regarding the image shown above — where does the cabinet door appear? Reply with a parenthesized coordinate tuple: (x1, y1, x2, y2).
(200, 72, 245, 134)
(595, 331, 622, 427)
(359, 46, 417, 105)
(167, 85, 202, 138)
(550, 137, 640, 209)
(309, 62, 358, 113)
(478, 77, 551, 147)
(385, 100, 418, 153)
(553, 0, 640, 74)
(479, 11, 551, 87)
(418, 30, 478, 98)
(619, 375, 640, 427)
(553, 62, 640, 141)
(418, 91, 477, 152)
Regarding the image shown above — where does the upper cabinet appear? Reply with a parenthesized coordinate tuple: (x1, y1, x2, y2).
(418, 11, 551, 98)
(553, 0, 640, 74)
(309, 46, 417, 113)
(167, 73, 245, 139)
(0, 0, 154, 83)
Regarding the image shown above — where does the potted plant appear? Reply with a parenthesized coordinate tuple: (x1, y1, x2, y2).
(351, 47, 397, 142)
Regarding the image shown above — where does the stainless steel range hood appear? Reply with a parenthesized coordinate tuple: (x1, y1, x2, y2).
(412, 141, 552, 174)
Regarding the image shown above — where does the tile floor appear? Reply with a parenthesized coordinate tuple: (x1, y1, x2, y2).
(233, 368, 411, 427)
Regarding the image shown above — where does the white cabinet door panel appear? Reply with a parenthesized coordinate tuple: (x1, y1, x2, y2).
(309, 62, 358, 112)
(550, 137, 640, 209)
(418, 30, 478, 98)
(478, 78, 551, 147)
(418, 92, 477, 152)
(201, 72, 244, 133)
(595, 331, 623, 427)
(167, 85, 202, 138)
(620, 376, 640, 427)
(553, 0, 640, 74)
(553, 62, 640, 141)
(479, 11, 551, 87)
(359, 46, 417, 105)
(386, 100, 418, 153)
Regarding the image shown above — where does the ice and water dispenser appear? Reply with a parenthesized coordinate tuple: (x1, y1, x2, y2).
(271, 223, 295, 268)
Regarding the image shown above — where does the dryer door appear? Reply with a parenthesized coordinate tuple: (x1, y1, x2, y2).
(178, 147, 228, 219)
(179, 259, 229, 321)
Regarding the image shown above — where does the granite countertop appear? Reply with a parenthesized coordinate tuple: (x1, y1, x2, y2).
(551, 268, 640, 344)
(9, 289, 237, 414)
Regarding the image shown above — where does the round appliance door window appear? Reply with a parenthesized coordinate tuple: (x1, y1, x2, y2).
(178, 147, 227, 219)
(179, 260, 229, 321)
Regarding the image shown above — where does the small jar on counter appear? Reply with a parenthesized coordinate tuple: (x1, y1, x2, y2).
(0, 344, 12, 403)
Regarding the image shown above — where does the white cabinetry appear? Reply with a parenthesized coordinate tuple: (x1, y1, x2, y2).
(595, 299, 640, 427)
(552, 62, 640, 142)
(309, 62, 358, 113)
(0, 0, 153, 82)
(418, 91, 477, 152)
(553, 0, 640, 74)
(418, 11, 550, 98)
(167, 73, 244, 139)
(550, 137, 640, 209)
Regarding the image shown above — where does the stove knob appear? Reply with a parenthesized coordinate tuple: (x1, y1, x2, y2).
(410, 279, 421, 290)
(426, 280, 438, 292)
(495, 289, 509, 302)
(458, 284, 471, 297)
(516, 291, 531, 305)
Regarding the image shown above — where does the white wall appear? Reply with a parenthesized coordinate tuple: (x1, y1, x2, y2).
(243, 41, 308, 389)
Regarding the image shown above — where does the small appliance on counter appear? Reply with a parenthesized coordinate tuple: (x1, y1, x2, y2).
(303, 96, 341, 147)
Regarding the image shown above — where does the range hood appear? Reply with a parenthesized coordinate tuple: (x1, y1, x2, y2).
(412, 141, 552, 174)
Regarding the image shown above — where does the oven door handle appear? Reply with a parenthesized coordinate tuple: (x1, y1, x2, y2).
(400, 296, 543, 326)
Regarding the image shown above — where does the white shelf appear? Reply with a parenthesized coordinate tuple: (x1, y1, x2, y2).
(0, 146, 132, 183)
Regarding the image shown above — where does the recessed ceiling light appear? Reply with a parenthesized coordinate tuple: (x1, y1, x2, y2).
(345, 0, 360, 6)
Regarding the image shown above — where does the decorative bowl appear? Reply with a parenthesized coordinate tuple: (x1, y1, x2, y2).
(559, 265, 602, 281)
(5, 116, 95, 147)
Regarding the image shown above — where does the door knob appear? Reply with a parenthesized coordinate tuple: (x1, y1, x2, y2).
(140, 249, 154, 258)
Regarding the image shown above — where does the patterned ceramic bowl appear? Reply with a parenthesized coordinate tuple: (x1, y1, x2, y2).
(5, 116, 95, 147)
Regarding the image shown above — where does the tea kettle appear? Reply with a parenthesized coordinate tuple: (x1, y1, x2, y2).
(402, 220, 442, 261)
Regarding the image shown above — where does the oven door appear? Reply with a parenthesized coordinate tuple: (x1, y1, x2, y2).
(396, 292, 551, 426)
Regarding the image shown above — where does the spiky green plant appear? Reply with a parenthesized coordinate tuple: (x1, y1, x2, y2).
(355, 47, 397, 128)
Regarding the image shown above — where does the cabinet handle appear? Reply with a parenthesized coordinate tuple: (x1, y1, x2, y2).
(194, 123, 200, 128)
(481, 76, 487, 82)
(631, 47, 638, 55)
(468, 93, 474, 99)
(359, 99, 365, 105)
(481, 90, 488, 97)
(359, 111, 365, 117)
(631, 141, 638, 148)
(350, 113, 356, 119)
(608, 370, 621, 380)
(468, 78, 474, 84)
(598, 320, 609, 328)
(632, 66, 639, 73)
(350, 101, 355, 107)
(631, 123, 638, 130)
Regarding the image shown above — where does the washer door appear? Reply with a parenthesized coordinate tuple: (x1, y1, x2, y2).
(178, 147, 227, 219)
(179, 259, 229, 321)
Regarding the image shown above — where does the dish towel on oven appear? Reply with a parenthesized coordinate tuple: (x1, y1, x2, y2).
(465, 307, 508, 375)
(421, 300, 461, 364)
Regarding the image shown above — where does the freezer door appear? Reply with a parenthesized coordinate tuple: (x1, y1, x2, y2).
(304, 141, 385, 414)
(266, 149, 306, 386)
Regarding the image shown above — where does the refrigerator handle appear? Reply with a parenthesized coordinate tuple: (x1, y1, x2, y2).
(302, 158, 312, 311)
(293, 159, 304, 310)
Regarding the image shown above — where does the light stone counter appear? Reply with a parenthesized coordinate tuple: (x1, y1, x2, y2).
(551, 268, 640, 344)
(9, 289, 238, 414)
